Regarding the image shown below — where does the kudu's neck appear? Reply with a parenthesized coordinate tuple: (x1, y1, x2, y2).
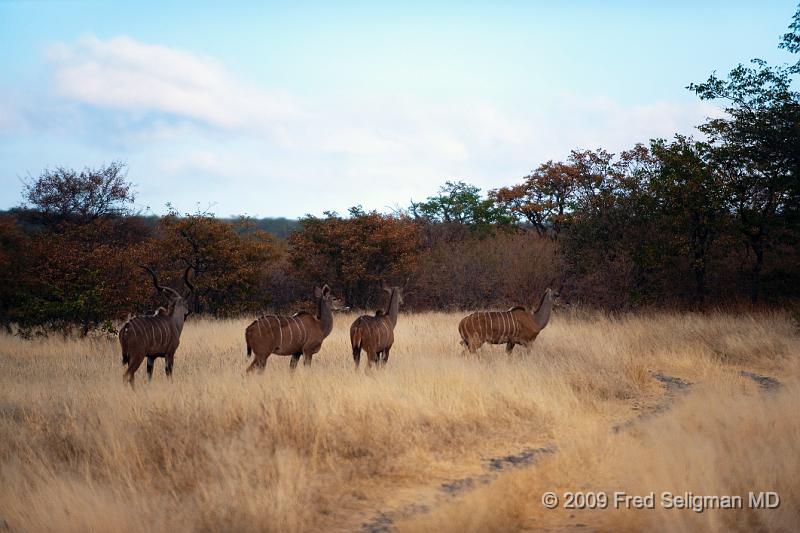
(532, 290, 554, 331)
(166, 300, 187, 333)
(387, 289, 401, 327)
(317, 297, 333, 338)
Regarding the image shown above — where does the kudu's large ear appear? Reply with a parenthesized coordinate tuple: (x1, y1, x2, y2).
(313, 286, 323, 299)
(322, 284, 331, 297)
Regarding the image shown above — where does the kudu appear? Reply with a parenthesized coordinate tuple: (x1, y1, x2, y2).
(458, 287, 556, 354)
(245, 285, 341, 372)
(119, 266, 195, 385)
(350, 281, 404, 369)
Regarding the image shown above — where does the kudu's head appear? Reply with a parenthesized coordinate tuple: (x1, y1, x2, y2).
(547, 276, 568, 309)
(532, 286, 558, 331)
(380, 279, 406, 306)
(313, 284, 348, 311)
(141, 265, 196, 319)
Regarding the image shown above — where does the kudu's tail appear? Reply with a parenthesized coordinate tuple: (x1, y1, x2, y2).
(351, 326, 362, 357)
(245, 324, 253, 358)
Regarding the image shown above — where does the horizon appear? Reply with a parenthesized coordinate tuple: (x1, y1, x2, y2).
(1, 1, 798, 218)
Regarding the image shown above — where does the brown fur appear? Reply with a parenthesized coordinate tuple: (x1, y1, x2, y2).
(119, 266, 194, 385)
(458, 288, 555, 354)
(245, 285, 340, 372)
(350, 282, 404, 369)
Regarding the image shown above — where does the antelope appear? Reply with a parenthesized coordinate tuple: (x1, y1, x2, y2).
(245, 284, 340, 372)
(119, 266, 195, 385)
(458, 287, 555, 354)
(350, 281, 404, 369)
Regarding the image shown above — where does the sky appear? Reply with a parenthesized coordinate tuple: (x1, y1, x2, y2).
(0, 1, 797, 218)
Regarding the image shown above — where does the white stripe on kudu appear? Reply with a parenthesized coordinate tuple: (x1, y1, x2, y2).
(295, 316, 305, 346)
(381, 319, 390, 344)
(287, 317, 295, 348)
(275, 316, 283, 350)
(294, 316, 304, 346)
(497, 313, 506, 342)
(289, 317, 297, 347)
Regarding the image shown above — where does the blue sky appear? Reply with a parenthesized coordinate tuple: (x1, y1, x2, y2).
(1, 1, 797, 218)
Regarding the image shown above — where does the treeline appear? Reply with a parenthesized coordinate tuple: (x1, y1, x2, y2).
(1, 7, 798, 335)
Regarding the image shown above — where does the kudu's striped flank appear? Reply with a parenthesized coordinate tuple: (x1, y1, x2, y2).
(245, 284, 341, 372)
(119, 266, 195, 385)
(458, 287, 556, 354)
(350, 281, 404, 369)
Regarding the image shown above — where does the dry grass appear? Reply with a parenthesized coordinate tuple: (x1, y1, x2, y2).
(0, 310, 798, 532)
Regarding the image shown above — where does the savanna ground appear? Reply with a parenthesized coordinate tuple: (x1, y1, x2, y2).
(0, 310, 798, 532)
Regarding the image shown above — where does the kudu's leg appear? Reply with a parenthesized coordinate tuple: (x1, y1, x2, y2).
(247, 351, 269, 373)
(466, 338, 481, 355)
(505, 342, 515, 354)
(352, 346, 361, 370)
(302, 352, 313, 367)
(124, 353, 145, 386)
(380, 347, 391, 367)
(366, 351, 379, 370)
(146, 356, 155, 381)
(164, 353, 174, 379)
(290, 352, 301, 370)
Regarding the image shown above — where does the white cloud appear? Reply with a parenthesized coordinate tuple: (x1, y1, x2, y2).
(1, 34, 728, 216)
(49, 35, 303, 132)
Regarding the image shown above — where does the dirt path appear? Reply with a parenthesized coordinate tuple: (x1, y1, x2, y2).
(739, 370, 782, 391)
(349, 367, 785, 533)
(354, 370, 705, 533)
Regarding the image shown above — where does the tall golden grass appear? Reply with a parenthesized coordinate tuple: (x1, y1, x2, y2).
(0, 310, 797, 532)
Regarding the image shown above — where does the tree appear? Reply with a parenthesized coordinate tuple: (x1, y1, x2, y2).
(22, 162, 136, 225)
(779, 4, 800, 71)
(288, 208, 419, 308)
(689, 7, 800, 302)
(561, 146, 671, 308)
(0, 215, 32, 332)
(410, 181, 512, 234)
(491, 161, 578, 237)
(155, 210, 282, 316)
(3, 163, 152, 335)
(650, 136, 726, 305)
(6, 217, 154, 335)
